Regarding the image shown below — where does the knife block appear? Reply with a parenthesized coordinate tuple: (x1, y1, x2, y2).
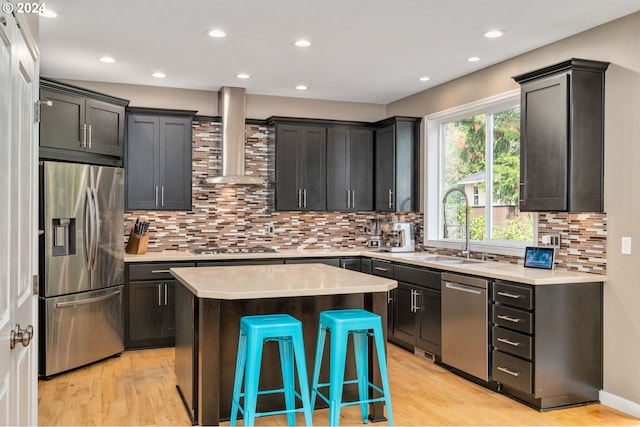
(125, 231, 149, 254)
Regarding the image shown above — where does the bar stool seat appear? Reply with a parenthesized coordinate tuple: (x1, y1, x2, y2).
(230, 314, 313, 426)
(311, 309, 393, 426)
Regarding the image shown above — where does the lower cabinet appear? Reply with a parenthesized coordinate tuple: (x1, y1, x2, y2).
(284, 257, 362, 271)
(125, 262, 194, 349)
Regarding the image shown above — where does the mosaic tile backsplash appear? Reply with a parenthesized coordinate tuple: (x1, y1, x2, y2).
(124, 119, 606, 274)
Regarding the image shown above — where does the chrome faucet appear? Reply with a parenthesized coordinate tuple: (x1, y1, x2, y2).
(442, 187, 470, 258)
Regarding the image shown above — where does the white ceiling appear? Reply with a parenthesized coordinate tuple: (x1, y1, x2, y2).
(39, 0, 640, 104)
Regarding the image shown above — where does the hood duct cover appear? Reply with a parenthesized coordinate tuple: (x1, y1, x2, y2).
(203, 86, 263, 185)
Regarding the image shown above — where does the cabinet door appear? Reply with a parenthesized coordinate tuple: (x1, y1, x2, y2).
(327, 128, 350, 210)
(159, 117, 192, 210)
(40, 89, 85, 151)
(392, 282, 416, 348)
(350, 129, 374, 210)
(300, 127, 326, 210)
(339, 257, 361, 271)
(86, 98, 125, 157)
(161, 281, 176, 339)
(416, 287, 441, 356)
(520, 74, 569, 211)
(126, 114, 160, 210)
(374, 125, 395, 211)
(275, 125, 303, 210)
(128, 281, 163, 341)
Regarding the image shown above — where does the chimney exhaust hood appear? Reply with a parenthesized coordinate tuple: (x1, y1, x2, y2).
(202, 86, 264, 185)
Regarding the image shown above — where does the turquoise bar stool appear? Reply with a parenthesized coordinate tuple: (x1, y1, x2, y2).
(230, 314, 313, 426)
(310, 309, 393, 426)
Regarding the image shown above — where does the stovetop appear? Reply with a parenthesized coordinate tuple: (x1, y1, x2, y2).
(190, 246, 278, 255)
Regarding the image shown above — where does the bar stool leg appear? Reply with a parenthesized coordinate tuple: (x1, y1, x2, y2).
(243, 333, 264, 427)
(310, 324, 327, 408)
(292, 330, 314, 426)
(230, 331, 248, 427)
(372, 322, 393, 426)
(279, 338, 296, 426)
(329, 325, 348, 427)
(352, 330, 369, 424)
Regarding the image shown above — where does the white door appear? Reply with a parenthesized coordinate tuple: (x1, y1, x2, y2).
(0, 10, 39, 426)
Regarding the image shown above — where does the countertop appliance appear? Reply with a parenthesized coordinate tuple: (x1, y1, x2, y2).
(39, 161, 125, 377)
(441, 272, 490, 381)
(382, 222, 415, 252)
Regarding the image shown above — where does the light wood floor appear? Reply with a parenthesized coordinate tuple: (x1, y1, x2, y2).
(38, 344, 639, 426)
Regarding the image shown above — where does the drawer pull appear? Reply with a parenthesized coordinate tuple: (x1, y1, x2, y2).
(497, 315, 522, 323)
(497, 291, 522, 299)
(497, 366, 521, 377)
(497, 337, 520, 347)
(374, 267, 389, 272)
(151, 270, 171, 274)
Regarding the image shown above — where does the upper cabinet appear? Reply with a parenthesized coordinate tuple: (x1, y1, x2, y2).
(126, 108, 195, 211)
(327, 127, 374, 211)
(514, 59, 609, 212)
(40, 78, 129, 166)
(373, 117, 420, 212)
(274, 123, 327, 211)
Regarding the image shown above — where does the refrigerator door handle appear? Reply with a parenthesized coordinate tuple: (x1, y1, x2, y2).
(84, 188, 93, 268)
(55, 290, 121, 308)
(91, 187, 100, 270)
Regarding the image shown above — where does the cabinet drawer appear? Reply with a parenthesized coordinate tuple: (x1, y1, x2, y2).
(371, 259, 394, 278)
(493, 305, 533, 334)
(492, 326, 532, 360)
(492, 350, 532, 394)
(128, 262, 195, 281)
(493, 281, 533, 310)
(394, 264, 440, 290)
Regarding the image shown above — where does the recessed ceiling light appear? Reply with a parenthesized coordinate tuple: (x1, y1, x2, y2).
(419, 76, 430, 82)
(483, 30, 505, 38)
(99, 56, 116, 63)
(294, 39, 311, 48)
(236, 73, 251, 79)
(40, 9, 58, 18)
(152, 72, 166, 78)
(295, 85, 308, 91)
(467, 56, 480, 62)
(207, 29, 226, 38)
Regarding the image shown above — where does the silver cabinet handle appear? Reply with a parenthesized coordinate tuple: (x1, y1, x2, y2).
(346, 190, 351, 209)
(155, 186, 159, 207)
(497, 366, 520, 377)
(10, 324, 34, 349)
(158, 284, 162, 306)
(297, 189, 302, 208)
(164, 283, 168, 305)
(88, 124, 92, 149)
(374, 266, 389, 272)
(161, 186, 165, 207)
(303, 189, 307, 208)
(387, 290, 392, 303)
(414, 289, 420, 312)
(388, 189, 393, 208)
(497, 291, 522, 299)
(151, 270, 171, 274)
(497, 337, 521, 347)
(81, 124, 87, 148)
(497, 315, 522, 323)
(351, 190, 355, 208)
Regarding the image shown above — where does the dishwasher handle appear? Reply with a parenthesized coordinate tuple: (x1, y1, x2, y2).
(445, 281, 482, 295)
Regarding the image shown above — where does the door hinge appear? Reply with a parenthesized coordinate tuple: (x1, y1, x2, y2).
(34, 100, 52, 123)
(32, 274, 39, 296)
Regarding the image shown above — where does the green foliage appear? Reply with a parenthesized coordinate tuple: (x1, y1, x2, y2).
(492, 216, 534, 241)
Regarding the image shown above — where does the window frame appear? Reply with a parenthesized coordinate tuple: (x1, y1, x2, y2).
(423, 89, 537, 256)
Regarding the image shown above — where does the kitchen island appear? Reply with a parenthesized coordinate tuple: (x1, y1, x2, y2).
(170, 263, 397, 426)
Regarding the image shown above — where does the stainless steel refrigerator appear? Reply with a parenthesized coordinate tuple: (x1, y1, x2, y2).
(39, 161, 125, 378)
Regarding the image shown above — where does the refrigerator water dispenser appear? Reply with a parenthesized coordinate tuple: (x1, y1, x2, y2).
(52, 218, 75, 256)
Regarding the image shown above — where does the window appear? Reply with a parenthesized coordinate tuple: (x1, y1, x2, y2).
(424, 90, 536, 255)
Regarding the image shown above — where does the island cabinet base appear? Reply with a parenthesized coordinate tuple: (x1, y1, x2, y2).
(175, 283, 390, 426)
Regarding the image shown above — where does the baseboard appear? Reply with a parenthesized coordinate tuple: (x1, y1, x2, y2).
(599, 390, 640, 419)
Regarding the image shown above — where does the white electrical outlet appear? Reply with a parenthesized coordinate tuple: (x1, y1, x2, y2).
(621, 236, 632, 255)
(266, 223, 275, 235)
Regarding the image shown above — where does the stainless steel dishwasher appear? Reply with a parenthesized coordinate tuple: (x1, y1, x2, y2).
(441, 272, 490, 381)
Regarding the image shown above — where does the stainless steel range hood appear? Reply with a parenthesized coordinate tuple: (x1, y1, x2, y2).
(202, 86, 263, 185)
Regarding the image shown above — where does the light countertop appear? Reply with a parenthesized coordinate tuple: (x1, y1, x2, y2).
(170, 263, 398, 299)
(127, 248, 606, 286)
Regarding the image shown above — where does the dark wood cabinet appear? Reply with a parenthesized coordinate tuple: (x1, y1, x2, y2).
(274, 124, 327, 211)
(514, 59, 609, 212)
(125, 262, 194, 349)
(491, 279, 603, 410)
(125, 109, 195, 211)
(40, 78, 128, 165)
(327, 127, 374, 211)
(373, 117, 420, 212)
(283, 257, 362, 271)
